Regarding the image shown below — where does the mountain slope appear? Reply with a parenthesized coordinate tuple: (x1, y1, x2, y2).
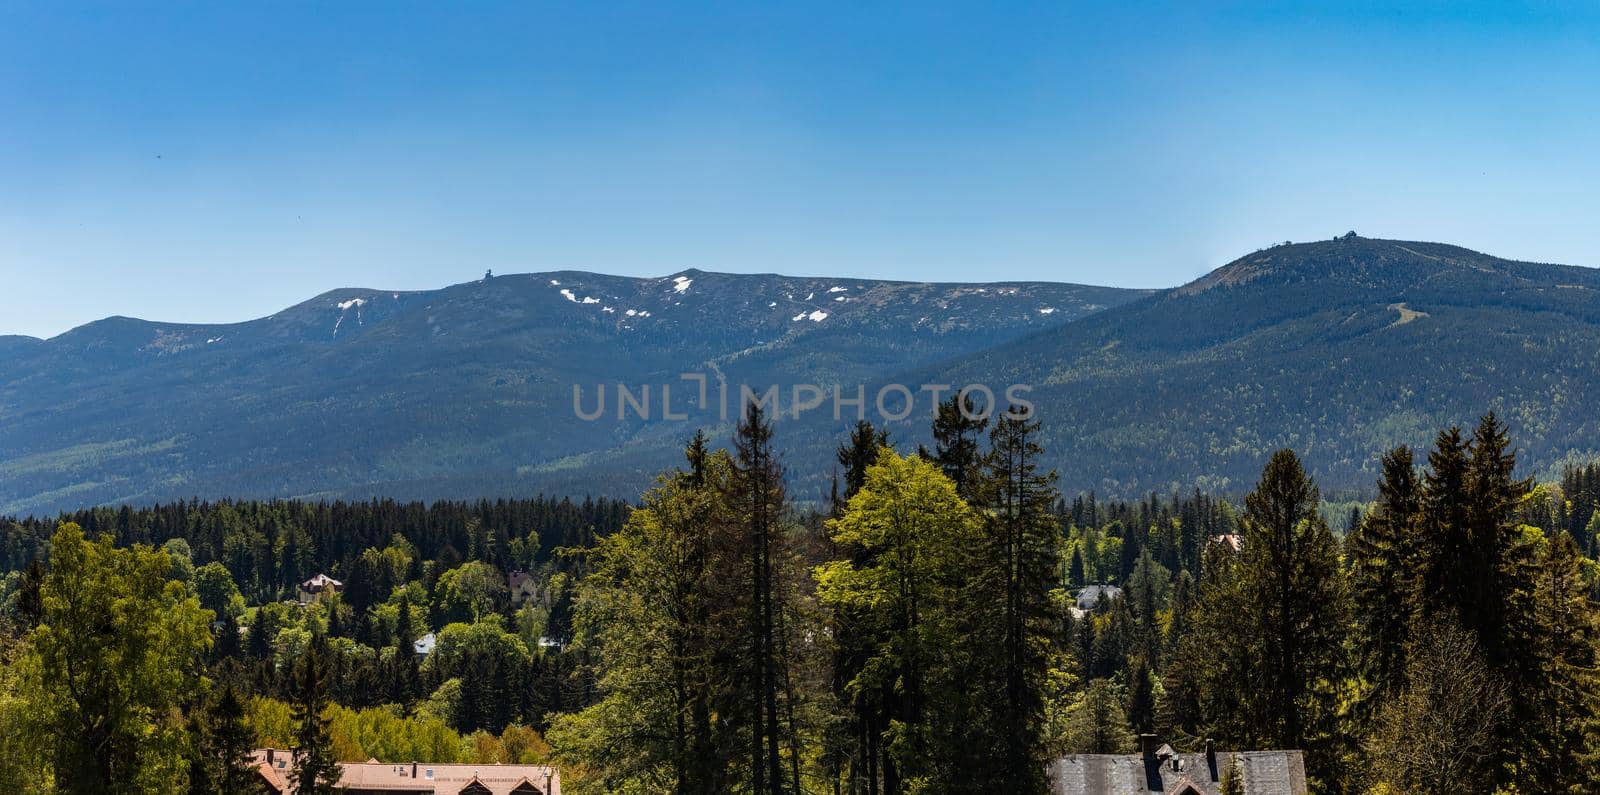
(914, 235, 1600, 495)
(0, 270, 1144, 514)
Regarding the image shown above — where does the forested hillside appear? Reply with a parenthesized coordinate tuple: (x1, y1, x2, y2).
(905, 235, 1600, 496)
(0, 270, 1141, 515)
(2, 404, 1598, 792)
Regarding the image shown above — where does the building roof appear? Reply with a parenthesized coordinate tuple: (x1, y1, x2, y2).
(1075, 584, 1122, 610)
(1048, 750, 1307, 795)
(414, 632, 437, 656)
(251, 751, 559, 795)
(301, 573, 343, 590)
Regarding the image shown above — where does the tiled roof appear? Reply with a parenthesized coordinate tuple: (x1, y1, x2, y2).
(250, 750, 559, 794)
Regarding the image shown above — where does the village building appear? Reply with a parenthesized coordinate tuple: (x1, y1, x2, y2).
(1074, 584, 1122, 611)
(508, 570, 539, 606)
(298, 573, 344, 605)
(252, 749, 561, 794)
(1048, 735, 1307, 794)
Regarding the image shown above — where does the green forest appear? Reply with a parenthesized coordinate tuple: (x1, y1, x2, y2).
(2, 401, 1599, 794)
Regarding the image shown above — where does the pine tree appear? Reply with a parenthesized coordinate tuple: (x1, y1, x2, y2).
(970, 412, 1065, 790)
(1215, 450, 1349, 777)
(391, 593, 421, 708)
(931, 394, 987, 501)
(1067, 545, 1086, 588)
(1414, 427, 1471, 623)
(1348, 446, 1420, 715)
(290, 635, 341, 794)
(734, 403, 790, 795)
(1063, 678, 1133, 754)
(193, 682, 258, 793)
(1526, 531, 1600, 792)
(1127, 658, 1155, 734)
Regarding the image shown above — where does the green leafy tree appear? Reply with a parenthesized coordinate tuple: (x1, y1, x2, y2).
(22, 523, 212, 792)
(816, 448, 986, 792)
(434, 561, 507, 623)
(194, 561, 246, 620)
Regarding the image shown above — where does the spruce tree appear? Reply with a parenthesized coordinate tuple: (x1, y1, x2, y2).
(1527, 531, 1600, 792)
(1127, 658, 1155, 734)
(391, 593, 420, 708)
(193, 683, 258, 792)
(734, 403, 788, 795)
(1414, 427, 1471, 622)
(969, 412, 1064, 791)
(931, 394, 987, 501)
(290, 634, 341, 794)
(1348, 446, 1420, 714)
(1233, 450, 1349, 774)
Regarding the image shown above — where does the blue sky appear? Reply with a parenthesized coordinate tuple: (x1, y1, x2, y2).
(3, 2, 1598, 338)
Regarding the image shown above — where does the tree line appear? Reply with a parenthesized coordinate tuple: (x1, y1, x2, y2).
(1, 405, 1598, 793)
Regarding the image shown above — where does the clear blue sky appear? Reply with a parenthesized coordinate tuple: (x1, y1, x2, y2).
(3, 2, 1598, 338)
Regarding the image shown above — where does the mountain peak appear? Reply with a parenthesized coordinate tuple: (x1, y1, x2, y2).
(1176, 236, 1522, 297)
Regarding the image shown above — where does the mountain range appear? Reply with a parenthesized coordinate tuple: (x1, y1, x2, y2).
(3, 234, 1597, 515)
(0, 270, 1141, 514)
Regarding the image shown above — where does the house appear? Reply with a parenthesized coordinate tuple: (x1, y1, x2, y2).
(1075, 584, 1122, 612)
(252, 749, 561, 794)
(298, 573, 344, 605)
(1048, 735, 1307, 794)
(508, 571, 539, 606)
(413, 632, 437, 658)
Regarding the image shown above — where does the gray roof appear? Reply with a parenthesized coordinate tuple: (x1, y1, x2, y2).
(1048, 751, 1307, 795)
(1075, 584, 1123, 610)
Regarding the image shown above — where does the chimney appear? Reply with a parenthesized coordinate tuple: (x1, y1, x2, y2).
(267, 748, 275, 765)
(1139, 733, 1159, 763)
(411, 762, 418, 778)
(1205, 738, 1218, 781)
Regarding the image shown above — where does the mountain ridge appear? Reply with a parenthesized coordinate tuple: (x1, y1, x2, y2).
(0, 268, 1146, 515)
(4, 238, 1598, 515)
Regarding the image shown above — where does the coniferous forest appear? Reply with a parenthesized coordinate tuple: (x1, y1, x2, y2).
(1, 402, 1599, 794)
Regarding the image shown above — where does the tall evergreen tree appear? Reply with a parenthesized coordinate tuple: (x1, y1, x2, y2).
(290, 634, 341, 794)
(962, 412, 1065, 790)
(190, 682, 258, 793)
(1348, 446, 1420, 714)
(734, 403, 791, 795)
(1199, 450, 1349, 781)
(931, 394, 987, 501)
(391, 593, 420, 708)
